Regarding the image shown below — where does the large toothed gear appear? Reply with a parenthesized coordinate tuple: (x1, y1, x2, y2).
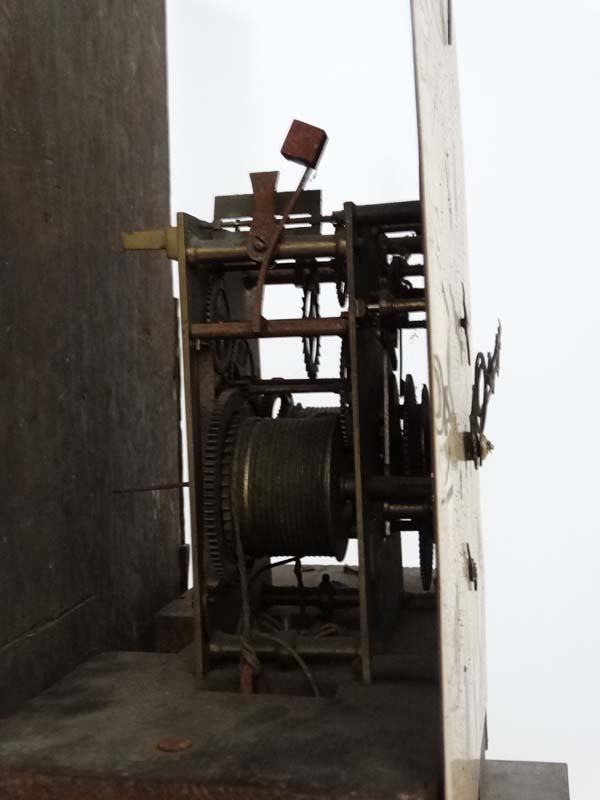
(387, 367, 403, 472)
(401, 376, 434, 591)
(301, 275, 321, 380)
(203, 389, 251, 579)
(339, 338, 385, 455)
(339, 338, 352, 450)
(401, 374, 419, 475)
(204, 276, 234, 376)
(230, 338, 256, 381)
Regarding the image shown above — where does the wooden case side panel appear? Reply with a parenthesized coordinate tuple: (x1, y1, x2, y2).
(411, 2, 487, 799)
(0, 0, 180, 714)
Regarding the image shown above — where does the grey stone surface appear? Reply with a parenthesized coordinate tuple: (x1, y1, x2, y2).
(483, 760, 570, 800)
(0, 0, 180, 715)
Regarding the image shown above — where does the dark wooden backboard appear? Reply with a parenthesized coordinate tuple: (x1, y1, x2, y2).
(0, 0, 181, 714)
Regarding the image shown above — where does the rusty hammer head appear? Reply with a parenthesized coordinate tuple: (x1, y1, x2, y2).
(281, 119, 328, 171)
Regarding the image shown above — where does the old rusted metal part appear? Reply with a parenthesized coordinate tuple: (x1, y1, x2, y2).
(186, 235, 345, 264)
(249, 168, 314, 331)
(250, 121, 328, 331)
(156, 736, 192, 753)
(246, 172, 280, 262)
(239, 662, 255, 695)
(185, 231, 422, 266)
(374, 295, 427, 315)
(280, 120, 328, 170)
(237, 378, 345, 395)
(189, 317, 347, 341)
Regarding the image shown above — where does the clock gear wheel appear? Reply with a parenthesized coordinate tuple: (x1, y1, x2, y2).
(204, 276, 234, 376)
(301, 272, 321, 380)
(401, 375, 434, 591)
(203, 389, 251, 579)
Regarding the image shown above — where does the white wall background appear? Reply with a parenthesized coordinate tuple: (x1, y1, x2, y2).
(166, 2, 599, 797)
